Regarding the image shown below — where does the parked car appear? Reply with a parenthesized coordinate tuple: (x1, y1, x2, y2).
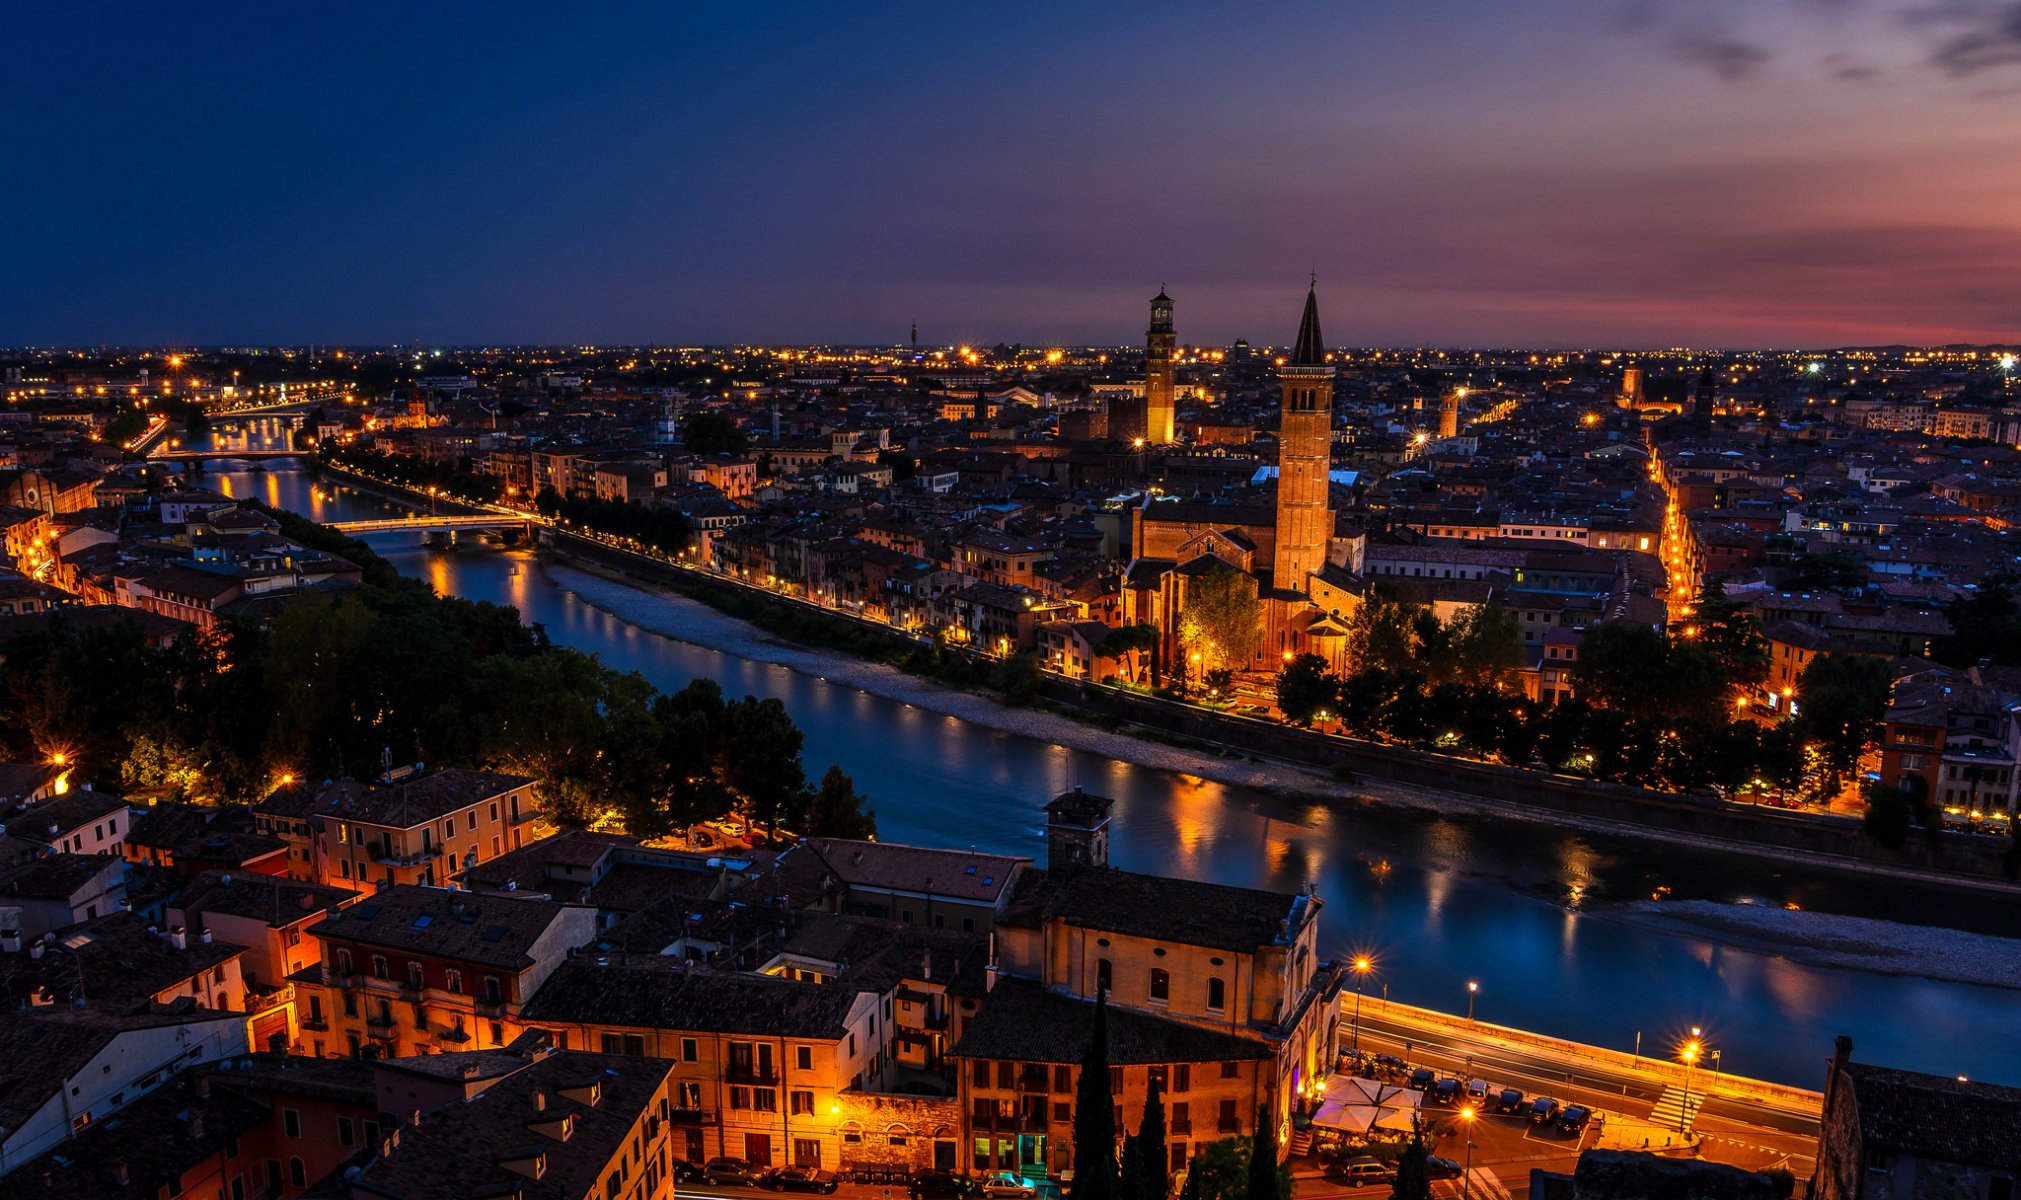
(910, 1172, 979, 1200)
(1528, 1096, 1562, 1125)
(762, 1169, 839, 1194)
(981, 1172, 1037, 1200)
(1425, 1157, 1464, 1181)
(1374, 1054, 1409, 1076)
(1325, 1158, 1398, 1187)
(1409, 1067, 1436, 1091)
(1558, 1105, 1594, 1135)
(1465, 1078, 1490, 1107)
(705, 1159, 759, 1187)
(1431, 1077, 1462, 1106)
(672, 1161, 707, 1184)
(1496, 1087, 1525, 1115)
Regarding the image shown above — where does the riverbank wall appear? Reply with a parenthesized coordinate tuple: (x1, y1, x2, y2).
(534, 528, 2021, 890)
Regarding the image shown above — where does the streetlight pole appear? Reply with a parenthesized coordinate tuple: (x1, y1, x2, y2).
(1679, 1029, 1703, 1136)
(1466, 980, 1478, 1023)
(1351, 957, 1372, 1054)
(1459, 1106, 1476, 1200)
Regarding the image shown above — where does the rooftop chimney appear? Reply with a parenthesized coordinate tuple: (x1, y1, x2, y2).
(185, 1108, 205, 1140)
(169, 925, 188, 951)
(533, 1087, 548, 1112)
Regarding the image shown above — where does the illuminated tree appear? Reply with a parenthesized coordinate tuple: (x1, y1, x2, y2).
(1177, 564, 1263, 672)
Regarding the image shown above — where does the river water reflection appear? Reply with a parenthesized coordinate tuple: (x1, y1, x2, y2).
(195, 446, 2021, 1087)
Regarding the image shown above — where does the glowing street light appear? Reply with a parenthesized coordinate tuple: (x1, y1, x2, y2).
(1678, 1028, 1704, 1135)
(1458, 1105, 1478, 1199)
(1350, 956, 1374, 1052)
(1466, 980, 1479, 1022)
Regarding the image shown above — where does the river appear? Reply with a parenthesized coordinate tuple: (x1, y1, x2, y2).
(191, 429, 2021, 1088)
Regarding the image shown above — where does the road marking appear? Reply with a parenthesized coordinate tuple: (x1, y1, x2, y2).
(1648, 1085, 1704, 1133)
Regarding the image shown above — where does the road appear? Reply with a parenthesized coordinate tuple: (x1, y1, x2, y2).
(1341, 1007, 1818, 1179)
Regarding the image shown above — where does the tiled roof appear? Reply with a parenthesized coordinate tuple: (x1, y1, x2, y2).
(306, 884, 580, 971)
(1002, 865, 1311, 954)
(354, 1051, 674, 1200)
(805, 838, 1028, 906)
(521, 960, 859, 1038)
(1846, 1061, 2021, 1171)
(949, 978, 1273, 1065)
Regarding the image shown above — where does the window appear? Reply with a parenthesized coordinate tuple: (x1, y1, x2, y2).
(974, 1060, 992, 1086)
(1109, 1067, 1123, 1094)
(790, 1090, 815, 1115)
(1053, 1065, 1072, 1093)
(290, 1158, 308, 1187)
(1096, 958, 1112, 994)
(997, 1061, 1014, 1089)
(681, 1037, 699, 1062)
(337, 1116, 356, 1146)
(445, 969, 462, 994)
(794, 1139, 822, 1168)
(753, 1089, 778, 1113)
(796, 1045, 813, 1072)
(1149, 969, 1170, 1003)
(1220, 1061, 1239, 1080)
(1206, 977, 1225, 1012)
(371, 955, 388, 980)
(730, 1086, 751, 1110)
(1217, 1099, 1239, 1132)
(407, 962, 424, 988)
(334, 949, 352, 976)
(1172, 1102, 1191, 1133)
(1173, 1065, 1190, 1094)
(283, 1108, 300, 1138)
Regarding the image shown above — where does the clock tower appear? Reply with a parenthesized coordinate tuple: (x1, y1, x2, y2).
(1145, 289, 1177, 445)
(1272, 283, 1334, 592)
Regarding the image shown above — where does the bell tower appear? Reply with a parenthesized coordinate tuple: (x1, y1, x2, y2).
(1145, 290, 1177, 445)
(1272, 283, 1334, 592)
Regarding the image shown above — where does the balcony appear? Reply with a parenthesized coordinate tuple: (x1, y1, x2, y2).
(299, 1015, 330, 1032)
(372, 846, 442, 868)
(1015, 1073, 1051, 1094)
(366, 1011, 399, 1029)
(725, 1064, 780, 1085)
(245, 984, 294, 1016)
(668, 1107, 717, 1125)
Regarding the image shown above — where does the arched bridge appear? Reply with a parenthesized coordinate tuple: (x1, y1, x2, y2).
(327, 515, 534, 537)
(148, 449, 306, 461)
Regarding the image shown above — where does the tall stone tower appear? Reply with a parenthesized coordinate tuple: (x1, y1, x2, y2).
(1272, 284, 1334, 592)
(1621, 365, 1644, 406)
(1145, 290, 1177, 445)
(1695, 366, 1717, 419)
(1439, 391, 1460, 440)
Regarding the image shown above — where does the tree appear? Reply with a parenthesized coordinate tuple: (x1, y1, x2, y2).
(1098, 625, 1161, 686)
(1119, 1135, 1144, 1200)
(1183, 1138, 1284, 1200)
(1693, 577, 1768, 693)
(997, 651, 1044, 706)
(682, 411, 748, 455)
(876, 449, 917, 481)
(1937, 576, 2021, 666)
(1389, 1120, 1431, 1200)
(1137, 1078, 1168, 1200)
(1345, 586, 1422, 675)
(1243, 1107, 1280, 1200)
(807, 766, 878, 839)
(1177, 565, 1263, 673)
(1865, 782, 1913, 848)
(1275, 654, 1337, 725)
(1444, 602, 1522, 689)
(1070, 989, 1117, 1200)
(1798, 652, 1891, 789)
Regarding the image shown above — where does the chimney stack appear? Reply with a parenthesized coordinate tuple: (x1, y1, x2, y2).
(185, 1108, 205, 1140)
(534, 1087, 548, 1112)
(170, 925, 188, 951)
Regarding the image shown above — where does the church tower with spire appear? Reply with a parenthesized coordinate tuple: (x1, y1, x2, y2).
(1144, 289, 1176, 445)
(1272, 283, 1334, 591)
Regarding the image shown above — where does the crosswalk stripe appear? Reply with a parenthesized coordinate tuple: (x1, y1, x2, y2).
(1647, 1084, 1704, 1131)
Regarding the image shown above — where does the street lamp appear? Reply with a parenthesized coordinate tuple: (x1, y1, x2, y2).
(1350, 956, 1373, 1053)
(1466, 980, 1478, 1022)
(1458, 1105, 1477, 1200)
(1678, 1029, 1703, 1135)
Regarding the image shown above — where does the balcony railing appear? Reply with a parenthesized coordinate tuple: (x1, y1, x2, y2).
(245, 984, 294, 1016)
(725, 1064, 780, 1084)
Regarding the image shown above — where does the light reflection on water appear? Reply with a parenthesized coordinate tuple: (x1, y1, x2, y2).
(188, 444, 2021, 1088)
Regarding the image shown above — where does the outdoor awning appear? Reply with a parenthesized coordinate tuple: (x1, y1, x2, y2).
(1310, 1076, 1423, 1134)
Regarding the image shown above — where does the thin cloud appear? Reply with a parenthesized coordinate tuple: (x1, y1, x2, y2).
(1926, 1, 2021, 75)
(1671, 30, 1775, 79)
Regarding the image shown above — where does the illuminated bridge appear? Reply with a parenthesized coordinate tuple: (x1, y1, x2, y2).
(327, 515, 534, 537)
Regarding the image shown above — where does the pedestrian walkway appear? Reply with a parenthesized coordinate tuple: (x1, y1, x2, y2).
(1647, 1085, 1704, 1132)
(1446, 1167, 1514, 1199)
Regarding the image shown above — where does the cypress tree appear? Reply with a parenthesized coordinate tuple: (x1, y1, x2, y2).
(1120, 1133, 1144, 1200)
(1070, 989, 1117, 1200)
(1390, 1120, 1431, 1200)
(1243, 1106, 1280, 1200)
(1138, 1078, 1168, 1200)
(1178, 1161, 1203, 1200)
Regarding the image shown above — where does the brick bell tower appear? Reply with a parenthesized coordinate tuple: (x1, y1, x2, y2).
(1145, 289, 1177, 445)
(1272, 282, 1334, 592)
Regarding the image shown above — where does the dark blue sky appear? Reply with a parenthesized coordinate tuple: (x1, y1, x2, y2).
(8, 2, 2021, 348)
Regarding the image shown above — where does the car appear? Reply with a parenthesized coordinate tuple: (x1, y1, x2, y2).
(1431, 1077, 1462, 1106)
(1374, 1054, 1409, 1075)
(1528, 1096, 1562, 1125)
(1425, 1157, 1464, 1181)
(762, 1169, 840, 1194)
(1326, 1158, 1399, 1187)
(1558, 1105, 1593, 1134)
(980, 1172, 1037, 1200)
(1465, 1078, 1490, 1107)
(705, 1158, 759, 1186)
(1409, 1067, 1436, 1091)
(672, 1161, 707, 1184)
(910, 1171, 979, 1200)
(1496, 1087, 1525, 1114)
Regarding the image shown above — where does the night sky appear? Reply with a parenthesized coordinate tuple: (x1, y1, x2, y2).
(8, 2, 2021, 349)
